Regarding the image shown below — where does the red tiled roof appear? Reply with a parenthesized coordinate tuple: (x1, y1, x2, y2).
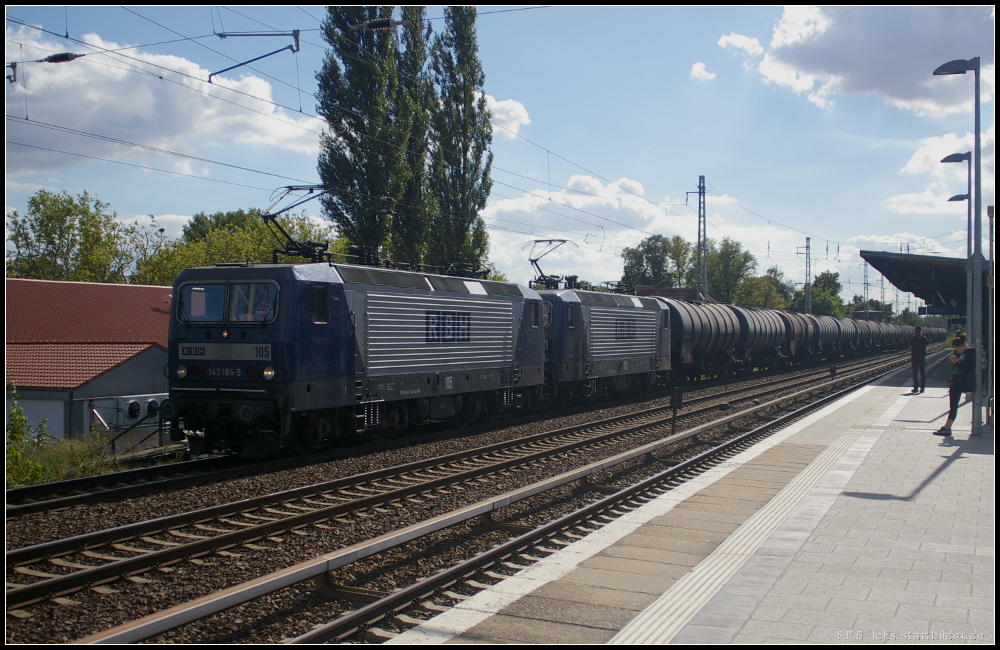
(6, 278, 171, 349)
(6, 343, 157, 390)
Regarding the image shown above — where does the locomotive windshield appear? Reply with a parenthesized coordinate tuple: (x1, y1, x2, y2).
(178, 282, 278, 323)
(179, 284, 225, 322)
(229, 283, 277, 322)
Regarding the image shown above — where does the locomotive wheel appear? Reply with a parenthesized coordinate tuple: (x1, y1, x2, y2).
(390, 404, 409, 432)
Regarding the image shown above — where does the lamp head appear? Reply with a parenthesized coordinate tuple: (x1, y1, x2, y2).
(941, 152, 972, 164)
(933, 57, 980, 76)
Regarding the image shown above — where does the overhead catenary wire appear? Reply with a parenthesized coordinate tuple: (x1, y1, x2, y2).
(5, 114, 317, 184)
(9, 8, 662, 233)
(6, 140, 278, 192)
(7, 8, 958, 282)
(3, 23, 325, 138)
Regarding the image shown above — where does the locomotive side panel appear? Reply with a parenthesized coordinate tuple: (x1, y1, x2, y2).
(365, 292, 514, 375)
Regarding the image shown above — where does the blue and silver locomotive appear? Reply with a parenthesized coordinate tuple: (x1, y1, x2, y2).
(161, 263, 545, 456)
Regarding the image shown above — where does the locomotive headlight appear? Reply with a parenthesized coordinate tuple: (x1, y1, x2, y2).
(176, 364, 188, 379)
(262, 366, 276, 381)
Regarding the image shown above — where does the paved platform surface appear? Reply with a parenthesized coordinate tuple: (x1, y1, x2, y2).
(390, 352, 994, 645)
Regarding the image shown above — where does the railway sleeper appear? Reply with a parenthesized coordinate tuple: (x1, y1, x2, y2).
(364, 628, 399, 643)
(391, 614, 425, 628)
(412, 601, 450, 614)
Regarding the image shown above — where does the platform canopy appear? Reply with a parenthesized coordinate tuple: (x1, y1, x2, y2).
(858, 250, 968, 313)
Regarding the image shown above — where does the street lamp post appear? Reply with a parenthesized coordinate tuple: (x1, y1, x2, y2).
(942, 152, 972, 340)
(934, 57, 987, 436)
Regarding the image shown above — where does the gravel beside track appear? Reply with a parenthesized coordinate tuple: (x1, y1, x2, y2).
(6, 364, 878, 644)
(7, 378, 744, 551)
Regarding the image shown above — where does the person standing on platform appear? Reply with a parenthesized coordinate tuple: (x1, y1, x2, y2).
(908, 326, 929, 393)
(935, 334, 975, 436)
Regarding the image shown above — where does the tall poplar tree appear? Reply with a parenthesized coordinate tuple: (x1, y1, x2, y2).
(315, 7, 412, 251)
(425, 6, 492, 273)
(386, 6, 435, 267)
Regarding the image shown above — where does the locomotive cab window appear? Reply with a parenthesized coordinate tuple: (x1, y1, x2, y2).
(178, 284, 226, 322)
(531, 301, 540, 328)
(567, 304, 577, 329)
(311, 285, 329, 324)
(542, 301, 552, 328)
(230, 283, 278, 323)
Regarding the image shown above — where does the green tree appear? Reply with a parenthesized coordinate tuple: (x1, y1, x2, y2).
(182, 208, 261, 243)
(425, 6, 492, 273)
(6, 189, 151, 283)
(732, 275, 788, 309)
(707, 237, 757, 304)
(387, 6, 436, 268)
(133, 210, 341, 286)
(848, 295, 894, 318)
(316, 6, 412, 251)
(6, 383, 49, 488)
(621, 234, 692, 289)
(813, 270, 843, 297)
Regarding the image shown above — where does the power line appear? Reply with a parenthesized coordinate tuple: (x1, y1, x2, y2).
(494, 166, 693, 214)
(5, 15, 220, 53)
(491, 179, 659, 240)
(120, 7, 309, 100)
(11, 9, 669, 235)
(4, 19, 325, 137)
(6, 115, 317, 184)
(6, 140, 277, 191)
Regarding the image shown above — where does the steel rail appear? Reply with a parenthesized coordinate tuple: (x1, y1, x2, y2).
(6, 354, 875, 561)
(75, 358, 907, 644)
(6, 351, 898, 518)
(292, 374, 875, 643)
(5, 456, 235, 517)
(6, 354, 907, 608)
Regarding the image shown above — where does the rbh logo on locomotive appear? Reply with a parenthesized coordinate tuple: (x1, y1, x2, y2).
(425, 310, 472, 343)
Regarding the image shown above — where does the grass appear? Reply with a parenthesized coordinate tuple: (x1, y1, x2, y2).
(6, 383, 119, 489)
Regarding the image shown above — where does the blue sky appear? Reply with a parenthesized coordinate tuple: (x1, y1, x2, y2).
(5, 6, 995, 308)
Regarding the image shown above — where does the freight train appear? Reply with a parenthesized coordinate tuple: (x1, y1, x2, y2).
(159, 263, 944, 456)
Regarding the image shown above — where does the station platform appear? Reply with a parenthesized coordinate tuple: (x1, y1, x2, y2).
(391, 352, 994, 645)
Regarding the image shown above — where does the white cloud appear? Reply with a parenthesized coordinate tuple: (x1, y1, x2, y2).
(899, 126, 994, 192)
(5, 27, 322, 175)
(486, 94, 530, 139)
(883, 181, 970, 215)
(769, 6, 829, 49)
(718, 32, 763, 56)
(846, 232, 963, 257)
(690, 62, 716, 81)
(753, 7, 995, 117)
(888, 125, 994, 216)
(481, 175, 963, 303)
(482, 175, 685, 285)
(706, 193, 739, 205)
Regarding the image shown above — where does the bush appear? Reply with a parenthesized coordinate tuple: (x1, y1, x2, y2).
(6, 383, 117, 488)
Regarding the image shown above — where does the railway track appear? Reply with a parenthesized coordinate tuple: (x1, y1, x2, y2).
(6, 351, 911, 638)
(78, 351, 912, 644)
(5, 352, 892, 519)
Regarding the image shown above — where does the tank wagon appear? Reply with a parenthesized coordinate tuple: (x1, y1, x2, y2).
(651, 297, 945, 379)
